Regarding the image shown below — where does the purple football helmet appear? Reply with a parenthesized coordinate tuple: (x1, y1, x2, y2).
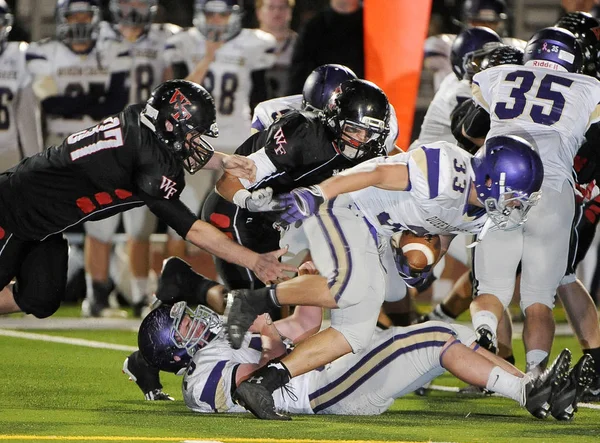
(451, 26, 503, 80)
(194, 0, 243, 42)
(462, 0, 507, 24)
(471, 135, 543, 231)
(301, 64, 357, 112)
(55, 0, 101, 48)
(523, 27, 584, 73)
(138, 302, 222, 374)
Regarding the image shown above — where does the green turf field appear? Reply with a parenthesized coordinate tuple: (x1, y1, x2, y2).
(0, 317, 599, 443)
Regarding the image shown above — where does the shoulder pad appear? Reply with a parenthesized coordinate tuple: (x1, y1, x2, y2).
(137, 171, 186, 201)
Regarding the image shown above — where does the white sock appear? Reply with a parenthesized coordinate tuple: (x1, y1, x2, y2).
(472, 310, 499, 335)
(526, 350, 549, 374)
(486, 366, 530, 406)
(84, 274, 93, 301)
(131, 277, 149, 304)
(430, 304, 454, 322)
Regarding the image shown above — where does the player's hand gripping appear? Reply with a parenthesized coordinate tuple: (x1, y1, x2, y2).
(274, 186, 325, 228)
(221, 154, 257, 183)
(244, 187, 288, 212)
(251, 246, 297, 284)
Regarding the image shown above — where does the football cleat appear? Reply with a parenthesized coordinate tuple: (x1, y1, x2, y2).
(524, 349, 572, 419)
(233, 382, 291, 421)
(224, 289, 262, 349)
(458, 384, 493, 397)
(144, 389, 174, 401)
(550, 354, 595, 421)
(581, 372, 600, 402)
(122, 351, 173, 401)
(81, 298, 128, 318)
(475, 325, 498, 355)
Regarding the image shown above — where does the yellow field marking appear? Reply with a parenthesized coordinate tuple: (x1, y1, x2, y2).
(0, 436, 427, 443)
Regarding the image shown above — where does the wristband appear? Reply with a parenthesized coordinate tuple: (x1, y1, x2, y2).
(232, 189, 252, 208)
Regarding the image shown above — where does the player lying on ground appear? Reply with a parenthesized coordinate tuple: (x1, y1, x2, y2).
(125, 259, 594, 421)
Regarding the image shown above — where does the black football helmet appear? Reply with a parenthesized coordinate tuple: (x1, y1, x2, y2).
(555, 11, 600, 77)
(301, 64, 357, 112)
(55, 0, 101, 50)
(109, 0, 157, 30)
(194, 0, 243, 42)
(141, 80, 218, 174)
(465, 44, 524, 79)
(138, 302, 222, 374)
(323, 79, 390, 162)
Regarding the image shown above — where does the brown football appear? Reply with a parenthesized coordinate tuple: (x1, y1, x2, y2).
(391, 231, 442, 272)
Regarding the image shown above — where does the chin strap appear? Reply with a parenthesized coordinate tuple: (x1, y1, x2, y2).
(467, 217, 495, 248)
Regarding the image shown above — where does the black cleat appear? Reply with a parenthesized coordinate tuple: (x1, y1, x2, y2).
(581, 373, 600, 402)
(122, 351, 173, 400)
(525, 349, 572, 419)
(458, 384, 493, 397)
(224, 290, 261, 349)
(475, 325, 498, 355)
(233, 382, 291, 420)
(550, 354, 595, 421)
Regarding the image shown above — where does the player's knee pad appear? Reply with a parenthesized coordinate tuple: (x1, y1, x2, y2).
(472, 277, 514, 308)
(123, 207, 158, 240)
(520, 292, 555, 312)
(559, 272, 577, 286)
(84, 216, 120, 244)
(14, 236, 68, 318)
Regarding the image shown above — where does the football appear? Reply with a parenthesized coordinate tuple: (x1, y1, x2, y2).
(392, 231, 442, 272)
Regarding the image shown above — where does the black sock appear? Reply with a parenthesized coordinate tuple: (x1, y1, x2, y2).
(92, 280, 113, 307)
(583, 347, 600, 374)
(246, 360, 291, 393)
(248, 285, 280, 315)
(504, 354, 516, 366)
(439, 303, 458, 320)
(157, 257, 221, 305)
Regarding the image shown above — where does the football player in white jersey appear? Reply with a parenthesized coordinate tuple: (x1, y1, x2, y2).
(81, 0, 181, 318)
(27, 0, 126, 147)
(423, 0, 526, 92)
(132, 286, 590, 421)
(0, 0, 43, 172)
(412, 27, 502, 150)
(224, 134, 544, 419)
(464, 27, 600, 377)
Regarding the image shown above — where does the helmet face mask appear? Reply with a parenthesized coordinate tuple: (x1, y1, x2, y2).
(110, 0, 157, 28)
(141, 80, 218, 174)
(56, 0, 101, 49)
(324, 80, 390, 162)
(194, 0, 243, 42)
(0, 1, 12, 53)
(138, 302, 222, 374)
(471, 135, 544, 231)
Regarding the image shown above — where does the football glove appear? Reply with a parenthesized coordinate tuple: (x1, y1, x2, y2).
(574, 181, 600, 205)
(244, 187, 287, 212)
(274, 186, 325, 228)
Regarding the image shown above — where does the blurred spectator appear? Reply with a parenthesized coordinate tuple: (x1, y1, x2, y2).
(287, 0, 363, 94)
(252, 0, 297, 103)
(561, 0, 596, 13)
(290, 0, 328, 31)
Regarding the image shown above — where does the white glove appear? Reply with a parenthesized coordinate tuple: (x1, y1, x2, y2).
(233, 187, 285, 212)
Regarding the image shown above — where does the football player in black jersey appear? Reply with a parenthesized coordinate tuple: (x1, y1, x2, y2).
(204, 78, 390, 294)
(0, 79, 296, 320)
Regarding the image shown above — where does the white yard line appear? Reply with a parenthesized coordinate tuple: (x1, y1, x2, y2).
(0, 328, 137, 352)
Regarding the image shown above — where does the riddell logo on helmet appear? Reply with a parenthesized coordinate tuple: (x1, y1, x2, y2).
(169, 89, 192, 120)
(530, 60, 561, 70)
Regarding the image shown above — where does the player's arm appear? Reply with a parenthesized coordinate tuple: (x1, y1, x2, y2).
(319, 159, 410, 200)
(143, 196, 296, 283)
(185, 39, 223, 85)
